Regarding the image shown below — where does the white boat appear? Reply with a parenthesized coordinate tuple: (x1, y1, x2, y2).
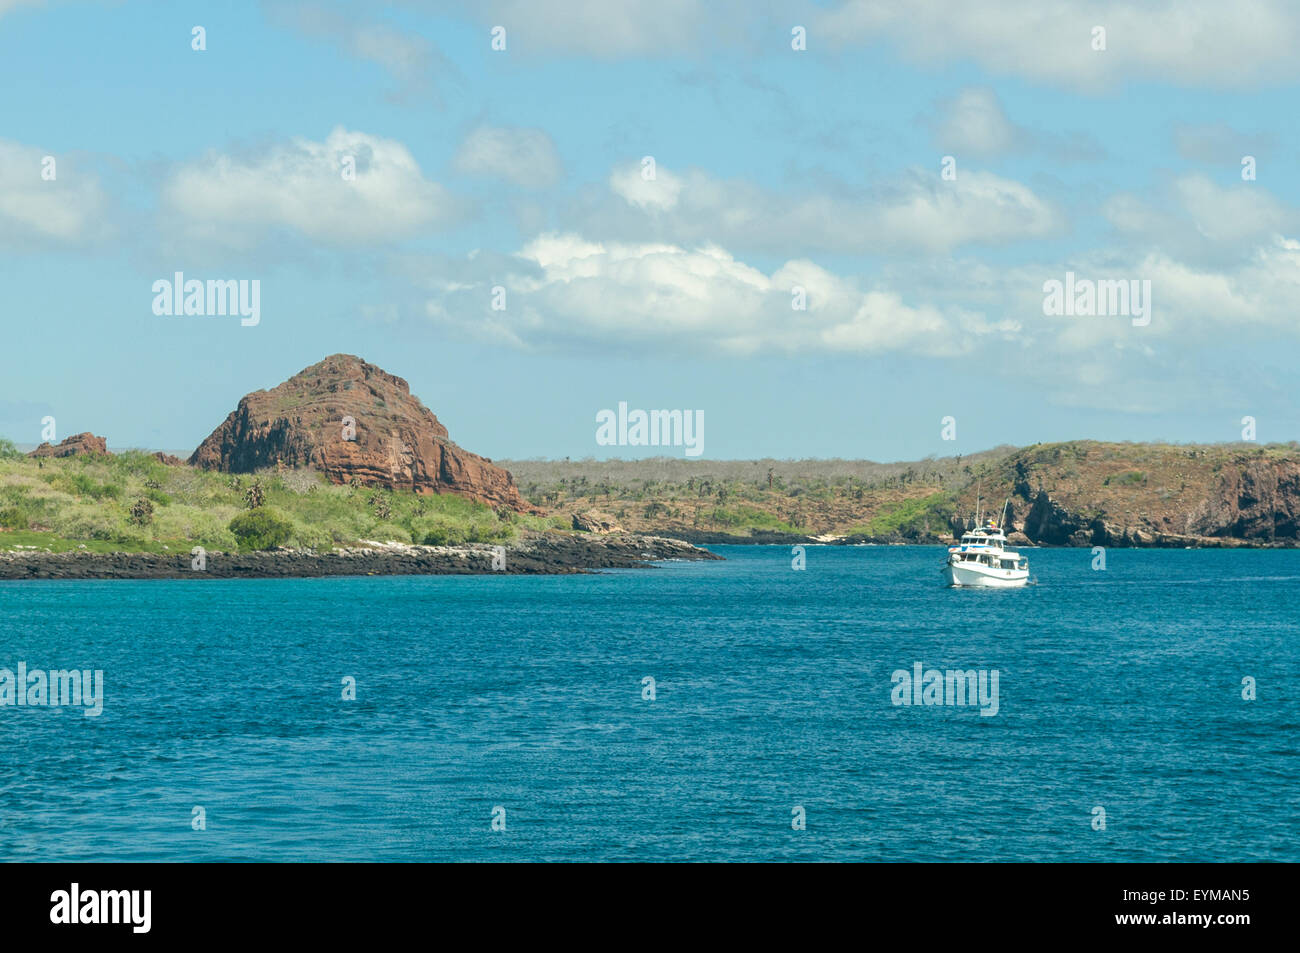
(942, 519, 1029, 588)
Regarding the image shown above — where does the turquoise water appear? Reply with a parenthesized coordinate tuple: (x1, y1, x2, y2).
(1, 545, 1296, 862)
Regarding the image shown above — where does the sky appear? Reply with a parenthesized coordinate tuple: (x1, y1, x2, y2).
(2, 0, 1298, 461)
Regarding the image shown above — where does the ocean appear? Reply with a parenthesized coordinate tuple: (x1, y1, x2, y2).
(2, 545, 1296, 862)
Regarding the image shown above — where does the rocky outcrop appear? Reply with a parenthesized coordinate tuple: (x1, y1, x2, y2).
(1021, 490, 1096, 545)
(572, 510, 624, 533)
(151, 452, 185, 466)
(996, 445, 1300, 547)
(189, 354, 538, 512)
(1187, 459, 1300, 541)
(28, 433, 110, 458)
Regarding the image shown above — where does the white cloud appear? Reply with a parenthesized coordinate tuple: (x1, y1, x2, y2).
(597, 162, 1062, 253)
(453, 125, 562, 187)
(423, 232, 999, 356)
(1171, 175, 1291, 242)
(813, 0, 1300, 91)
(1103, 174, 1295, 260)
(162, 127, 453, 246)
(407, 219, 1300, 414)
(414, 0, 1300, 90)
(0, 140, 109, 245)
(1138, 239, 1300, 329)
(874, 171, 1060, 251)
(931, 87, 1021, 158)
(608, 161, 684, 211)
(1006, 238, 1300, 409)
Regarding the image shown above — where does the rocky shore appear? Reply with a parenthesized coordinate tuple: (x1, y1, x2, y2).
(0, 532, 720, 581)
(657, 528, 1298, 548)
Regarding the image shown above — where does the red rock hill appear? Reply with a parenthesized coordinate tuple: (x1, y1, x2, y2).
(189, 355, 536, 512)
(28, 433, 110, 458)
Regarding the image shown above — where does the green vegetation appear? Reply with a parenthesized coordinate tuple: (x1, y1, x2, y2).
(706, 504, 802, 534)
(0, 448, 548, 554)
(849, 491, 956, 539)
(503, 455, 983, 538)
(228, 508, 294, 550)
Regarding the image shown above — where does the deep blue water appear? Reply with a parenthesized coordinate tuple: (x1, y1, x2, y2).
(1, 545, 1296, 862)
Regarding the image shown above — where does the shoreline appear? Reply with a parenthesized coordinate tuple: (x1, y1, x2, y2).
(0, 532, 721, 581)
(2, 530, 1289, 581)
(656, 529, 1299, 549)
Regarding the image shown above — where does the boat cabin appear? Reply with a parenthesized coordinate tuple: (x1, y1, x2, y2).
(958, 523, 1006, 550)
(950, 521, 1025, 570)
(953, 551, 1025, 570)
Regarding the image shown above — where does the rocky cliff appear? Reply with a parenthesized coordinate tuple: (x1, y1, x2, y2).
(28, 433, 110, 458)
(189, 355, 536, 512)
(955, 442, 1300, 547)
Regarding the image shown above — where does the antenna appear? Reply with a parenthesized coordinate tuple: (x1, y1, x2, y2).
(975, 478, 981, 526)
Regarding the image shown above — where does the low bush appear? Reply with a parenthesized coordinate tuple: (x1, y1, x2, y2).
(228, 508, 294, 550)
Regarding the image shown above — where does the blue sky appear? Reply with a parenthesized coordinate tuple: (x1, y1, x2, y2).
(2, 0, 1298, 460)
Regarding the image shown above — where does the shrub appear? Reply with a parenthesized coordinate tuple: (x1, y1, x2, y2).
(128, 498, 155, 525)
(112, 527, 150, 547)
(465, 523, 511, 544)
(52, 507, 123, 541)
(412, 517, 465, 546)
(154, 506, 238, 549)
(0, 487, 55, 530)
(52, 473, 122, 500)
(108, 450, 168, 481)
(368, 493, 392, 521)
(243, 480, 266, 510)
(287, 519, 332, 551)
(368, 522, 412, 544)
(229, 508, 294, 550)
(0, 507, 28, 529)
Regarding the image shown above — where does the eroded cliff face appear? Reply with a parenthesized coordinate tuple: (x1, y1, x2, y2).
(189, 354, 537, 512)
(960, 443, 1300, 547)
(1186, 459, 1300, 541)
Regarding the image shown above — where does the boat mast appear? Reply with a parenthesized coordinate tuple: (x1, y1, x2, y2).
(1000, 497, 1010, 528)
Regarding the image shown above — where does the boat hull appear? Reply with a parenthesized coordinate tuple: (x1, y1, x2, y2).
(943, 562, 1029, 588)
